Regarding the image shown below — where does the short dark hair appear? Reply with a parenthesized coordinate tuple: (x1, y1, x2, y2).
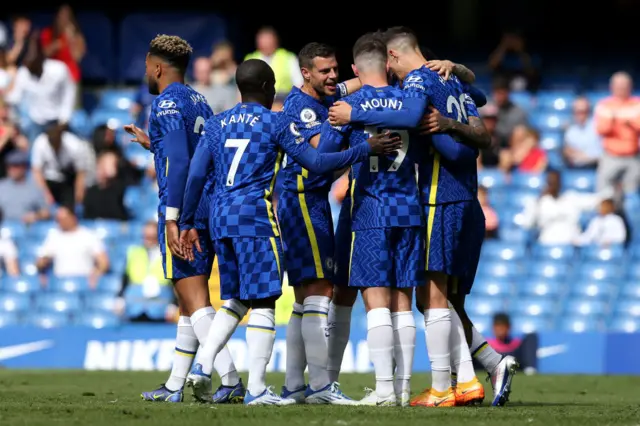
(298, 42, 336, 70)
(493, 312, 511, 326)
(352, 33, 386, 64)
(383, 26, 419, 48)
(148, 34, 193, 73)
(236, 59, 274, 94)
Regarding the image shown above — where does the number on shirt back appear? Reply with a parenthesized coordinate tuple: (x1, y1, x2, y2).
(364, 126, 410, 173)
(224, 138, 250, 186)
(447, 94, 468, 123)
(194, 116, 205, 134)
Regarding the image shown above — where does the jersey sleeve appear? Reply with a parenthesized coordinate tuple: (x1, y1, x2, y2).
(154, 95, 186, 133)
(461, 83, 487, 108)
(289, 101, 324, 140)
(463, 93, 480, 118)
(317, 120, 349, 153)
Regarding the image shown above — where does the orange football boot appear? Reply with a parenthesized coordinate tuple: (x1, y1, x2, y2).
(410, 387, 456, 407)
(454, 377, 485, 406)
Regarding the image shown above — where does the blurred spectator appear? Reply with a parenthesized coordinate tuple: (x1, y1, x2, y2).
(574, 199, 627, 247)
(91, 124, 142, 185)
(0, 49, 12, 93)
(36, 206, 109, 288)
(594, 71, 640, 193)
(191, 56, 237, 114)
(244, 26, 302, 94)
(6, 33, 76, 142)
(0, 209, 19, 277)
(0, 98, 29, 178)
(477, 103, 501, 168)
(478, 186, 499, 239)
(130, 81, 156, 130)
(116, 220, 176, 322)
(31, 123, 91, 209)
(83, 152, 128, 221)
(522, 170, 604, 245)
(0, 151, 50, 224)
(0, 22, 7, 48)
(271, 94, 287, 112)
(487, 313, 537, 374)
(40, 4, 86, 87)
(488, 31, 540, 92)
(210, 41, 237, 86)
(563, 97, 602, 169)
(492, 77, 528, 146)
(6, 15, 31, 70)
(500, 124, 547, 173)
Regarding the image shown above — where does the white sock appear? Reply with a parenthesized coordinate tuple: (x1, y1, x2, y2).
(190, 306, 240, 387)
(449, 307, 476, 384)
(284, 302, 306, 391)
(367, 308, 394, 399)
(424, 308, 452, 393)
(199, 299, 248, 376)
(166, 316, 198, 391)
(246, 308, 276, 396)
(327, 303, 352, 382)
(391, 311, 415, 396)
(302, 296, 331, 391)
(470, 325, 502, 373)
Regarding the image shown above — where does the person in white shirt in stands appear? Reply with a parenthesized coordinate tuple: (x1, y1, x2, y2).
(521, 170, 611, 245)
(563, 97, 602, 169)
(36, 206, 109, 288)
(31, 123, 91, 209)
(0, 209, 19, 277)
(574, 199, 627, 246)
(5, 32, 75, 143)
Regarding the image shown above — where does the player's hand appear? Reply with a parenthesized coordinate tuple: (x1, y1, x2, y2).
(124, 123, 151, 150)
(328, 101, 352, 126)
(425, 60, 455, 80)
(179, 228, 201, 262)
(166, 221, 186, 260)
(420, 106, 453, 134)
(367, 130, 402, 155)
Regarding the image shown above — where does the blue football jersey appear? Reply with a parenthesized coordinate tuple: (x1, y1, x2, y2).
(403, 66, 480, 205)
(280, 86, 337, 193)
(148, 82, 214, 217)
(321, 85, 422, 230)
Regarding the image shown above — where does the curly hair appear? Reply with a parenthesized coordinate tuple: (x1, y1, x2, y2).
(148, 34, 193, 72)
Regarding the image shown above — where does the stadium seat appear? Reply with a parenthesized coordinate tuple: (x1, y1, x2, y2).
(84, 292, 118, 312)
(519, 278, 562, 298)
(527, 261, 570, 279)
(481, 241, 526, 261)
(585, 90, 609, 106)
(510, 315, 552, 333)
(49, 277, 91, 293)
(88, 219, 125, 242)
(619, 281, 640, 299)
(2, 276, 39, 294)
(497, 208, 526, 229)
(464, 296, 506, 316)
(577, 263, 623, 281)
(539, 131, 563, 151)
(546, 149, 564, 170)
(467, 315, 491, 334)
(28, 221, 56, 240)
(609, 316, 640, 333)
(561, 316, 602, 333)
(35, 292, 81, 314)
(478, 168, 507, 189)
(471, 278, 513, 297)
(536, 91, 576, 112)
(510, 172, 545, 191)
(614, 300, 640, 317)
(565, 299, 607, 316)
(0, 292, 30, 313)
(510, 92, 533, 111)
(506, 189, 539, 210)
(0, 311, 19, 327)
(19, 259, 38, 276)
(477, 261, 521, 279)
(69, 109, 91, 138)
(98, 274, 123, 294)
(124, 143, 154, 170)
(75, 311, 121, 328)
(531, 244, 575, 261)
(98, 89, 136, 111)
(1, 221, 26, 240)
(570, 280, 615, 301)
(561, 169, 596, 192)
(580, 245, 625, 262)
(498, 226, 530, 243)
(29, 312, 69, 328)
(511, 297, 556, 317)
(530, 111, 571, 131)
(90, 109, 133, 132)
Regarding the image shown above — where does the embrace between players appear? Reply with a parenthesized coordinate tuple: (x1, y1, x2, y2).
(125, 27, 517, 408)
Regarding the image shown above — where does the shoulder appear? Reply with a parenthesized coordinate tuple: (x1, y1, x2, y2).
(45, 59, 69, 75)
(343, 91, 363, 106)
(154, 87, 185, 109)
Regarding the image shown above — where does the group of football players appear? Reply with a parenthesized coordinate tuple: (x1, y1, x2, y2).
(125, 26, 518, 407)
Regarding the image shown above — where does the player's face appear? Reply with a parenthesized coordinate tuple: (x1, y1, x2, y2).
(145, 54, 161, 95)
(303, 56, 339, 97)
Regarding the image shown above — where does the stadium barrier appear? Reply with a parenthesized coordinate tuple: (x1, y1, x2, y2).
(0, 325, 638, 374)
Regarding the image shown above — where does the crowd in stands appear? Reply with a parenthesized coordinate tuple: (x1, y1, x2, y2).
(0, 7, 639, 335)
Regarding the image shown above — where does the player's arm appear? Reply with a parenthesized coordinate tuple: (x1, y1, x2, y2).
(420, 100, 492, 149)
(337, 78, 362, 97)
(426, 60, 476, 84)
(330, 97, 427, 129)
(429, 134, 477, 164)
(462, 83, 487, 107)
(180, 137, 213, 228)
(161, 103, 190, 222)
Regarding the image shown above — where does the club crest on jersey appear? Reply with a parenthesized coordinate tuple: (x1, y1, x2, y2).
(289, 122, 304, 144)
(300, 108, 317, 123)
(405, 75, 423, 83)
(158, 100, 177, 109)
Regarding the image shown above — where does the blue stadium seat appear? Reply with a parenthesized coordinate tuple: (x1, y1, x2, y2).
(29, 312, 69, 328)
(530, 111, 571, 131)
(98, 274, 123, 294)
(498, 226, 530, 243)
(619, 281, 640, 299)
(19, 259, 38, 276)
(531, 244, 575, 261)
(124, 143, 154, 171)
(570, 280, 614, 300)
(477, 261, 521, 279)
(124, 186, 145, 213)
(527, 261, 570, 279)
(28, 221, 56, 240)
(1, 221, 26, 240)
(510, 172, 545, 190)
(467, 315, 491, 334)
(580, 245, 625, 262)
(505, 189, 539, 210)
(536, 91, 576, 112)
(510, 316, 552, 333)
(88, 219, 125, 242)
(481, 241, 526, 261)
(539, 131, 563, 150)
(49, 277, 90, 293)
(577, 263, 623, 281)
(510, 92, 533, 111)
(0, 311, 19, 327)
(464, 296, 506, 316)
(19, 240, 43, 261)
(609, 316, 640, 333)
(470, 278, 513, 297)
(614, 300, 640, 317)
(561, 316, 601, 333)
(519, 278, 562, 297)
(629, 245, 640, 261)
(84, 292, 118, 311)
(478, 168, 507, 189)
(546, 149, 564, 170)
(561, 169, 596, 192)
(511, 298, 556, 317)
(69, 109, 91, 138)
(0, 292, 30, 313)
(75, 311, 121, 328)
(565, 299, 607, 316)
(2, 276, 39, 294)
(98, 89, 136, 111)
(35, 292, 81, 314)
(90, 110, 133, 131)
(585, 91, 609, 106)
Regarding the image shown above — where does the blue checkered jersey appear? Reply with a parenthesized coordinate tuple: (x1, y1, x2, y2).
(188, 102, 371, 239)
(148, 82, 214, 217)
(319, 85, 422, 230)
(403, 66, 480, 205)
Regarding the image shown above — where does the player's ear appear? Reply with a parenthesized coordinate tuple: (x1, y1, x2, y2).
(351, 64, 358, 77)
(300, 66, 311, 82)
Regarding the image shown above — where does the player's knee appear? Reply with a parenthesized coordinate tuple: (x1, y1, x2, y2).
(333, 285, 358, 307)
(391, 288, 413, 312)
(425, 271, 448, 308)
(293, 286, 306, 305)
(362, 287, 391, 311)
(303, 279, 333, 298)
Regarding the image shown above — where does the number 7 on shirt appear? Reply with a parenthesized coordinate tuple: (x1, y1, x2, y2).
(224, 138, 250, 186)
